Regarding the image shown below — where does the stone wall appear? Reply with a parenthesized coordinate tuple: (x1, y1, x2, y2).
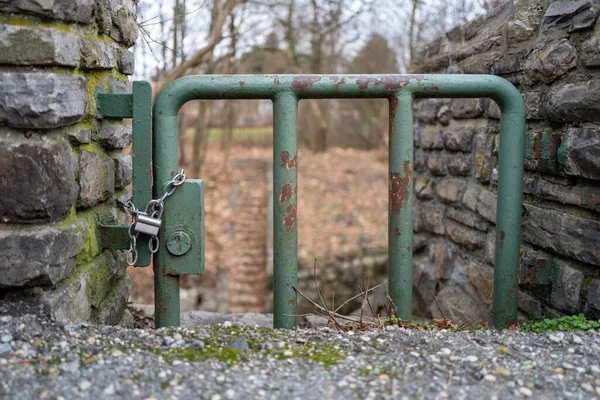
(410, 0, 600, 325)
(0, 0, 138, 324)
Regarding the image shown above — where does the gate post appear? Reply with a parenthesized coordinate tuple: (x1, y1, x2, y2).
(272, 91, 299, 329)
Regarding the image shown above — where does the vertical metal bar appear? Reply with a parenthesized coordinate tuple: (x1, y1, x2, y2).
(152, 90, 181, 329)
(492, 95, 526, 330)
(388, 93, 414, 322)
(272, 91, 298, 329)
(132, 81, 153, 266)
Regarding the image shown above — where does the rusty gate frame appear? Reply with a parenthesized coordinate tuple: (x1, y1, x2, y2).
(148, 74, 526, 330)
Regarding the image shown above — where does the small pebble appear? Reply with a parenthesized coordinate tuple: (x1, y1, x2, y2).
(78, 381, 91, 391)
(494, 367, 511, 377)
(519, 387, 533, 397)
(484, 375, 497, 382)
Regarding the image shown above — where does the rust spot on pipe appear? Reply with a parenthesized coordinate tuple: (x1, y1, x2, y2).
(291, 75, 321, 90)
(279, 184, 293, 204)
(389, 96, 399, 141)
(280, 151, 297, 169)
(357, 75, 378, 91)
(357, 75, 427, 91)
(500, 231, 505, 242)
(239, 81, 245, 86)
(389, 161, 413, 214)
(283, 204, 297, 231)
(381, 75, 426, 91)
(273, 76, 280, 85)
(329, 76, 338, 83)
(394, 228, 401, 236)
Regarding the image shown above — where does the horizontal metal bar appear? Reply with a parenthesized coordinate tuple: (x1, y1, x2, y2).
(97, 225, 129, 250)
(96, 93, 133, 118)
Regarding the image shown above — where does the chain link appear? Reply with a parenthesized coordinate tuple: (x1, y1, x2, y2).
(124, 169, 187, 266)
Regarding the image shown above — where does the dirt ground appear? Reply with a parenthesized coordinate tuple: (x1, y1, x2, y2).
(128, 143, 389, 310)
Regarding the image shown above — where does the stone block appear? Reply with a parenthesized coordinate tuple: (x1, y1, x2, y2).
(462, 184, 479, 212)
(86, 252, 125, 308)
(118, 49, 135, 75)
(414, 152, 429, 173)
(551, 263, 584, 314)
(562, 127, 600, 180)
(43, 271, 92, 323)
(428, 241, 456, 282)
(0, 0, 95, 23)
(418, 204, 445, 235)
(413, 99, 448, 124)
(543, 0, 597, 32)
(436, 179, 464, 203)
(414, 173, 435, 200)
(523, 92, 542, 120)
(110, 7, 138, 47)
(78, 147, 115, 208)
(507, 0, 544, 43)
(486, 100, 501, 119)
(491, 52, 524, 75)
(92, 273, 130, 325)
(543, 80, 600, 123)
(65, 127, 92, 144)
(427, 155, 447, 176)
(447, 208, 488, 232)
(0, 72, 89, 129)
(484, 231, 495, 265)
(0, 220, 85, 287)
(79, 37, 117, 69)
(95, 0, 113, 34)
(581, 36, 600, 68)
(114, 153, 132, 189)
(94, 122, 131, 148)
(473, 132, 494, 182)
(455, 36, 502, 63)
(0, 134, 78, 223)
(446, 220, 485, 250)
(535, 179, 599, 212)
(458, 53, 497, 74)
(420, 126, 443, 149)
(466, 261, 493, 305)
(518, 291, 544, 320)
(522, 205, 600, 266)
(446, 154, 472, 176)
(450, 98, 485, 119)
(523, 39, 578, 85)
(442, 127, 475, 152)
(0, 25, 79, 67)
(429, 282, 489, 327)
(584, 280, 600, 320)
(437, 105, 452, 126)
(412, 260, 435, 317)
(476, 188, 497, 223)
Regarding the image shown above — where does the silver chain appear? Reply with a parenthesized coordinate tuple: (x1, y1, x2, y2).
(125, 169, 187, 266)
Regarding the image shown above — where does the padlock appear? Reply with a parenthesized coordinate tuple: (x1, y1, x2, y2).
(134, 213, 162, 237)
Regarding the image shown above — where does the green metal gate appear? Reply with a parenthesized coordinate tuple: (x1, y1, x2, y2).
(97, 74, 526, 331)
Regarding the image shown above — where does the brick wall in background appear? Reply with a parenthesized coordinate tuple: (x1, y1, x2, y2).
(0, 0, 138, 324)
(410, 0, 600, 325)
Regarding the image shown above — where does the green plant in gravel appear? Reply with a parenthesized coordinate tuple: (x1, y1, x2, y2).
(157, 326, 346, 366)
(523, 314, 600, 333)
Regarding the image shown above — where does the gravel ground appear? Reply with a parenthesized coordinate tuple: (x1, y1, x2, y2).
(1, 305, 600, 400)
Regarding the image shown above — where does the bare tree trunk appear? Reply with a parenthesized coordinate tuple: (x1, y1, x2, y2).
(192, 101, 213, 177)
(220, 14, 238, 177)
(408, 0, 420, 66)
